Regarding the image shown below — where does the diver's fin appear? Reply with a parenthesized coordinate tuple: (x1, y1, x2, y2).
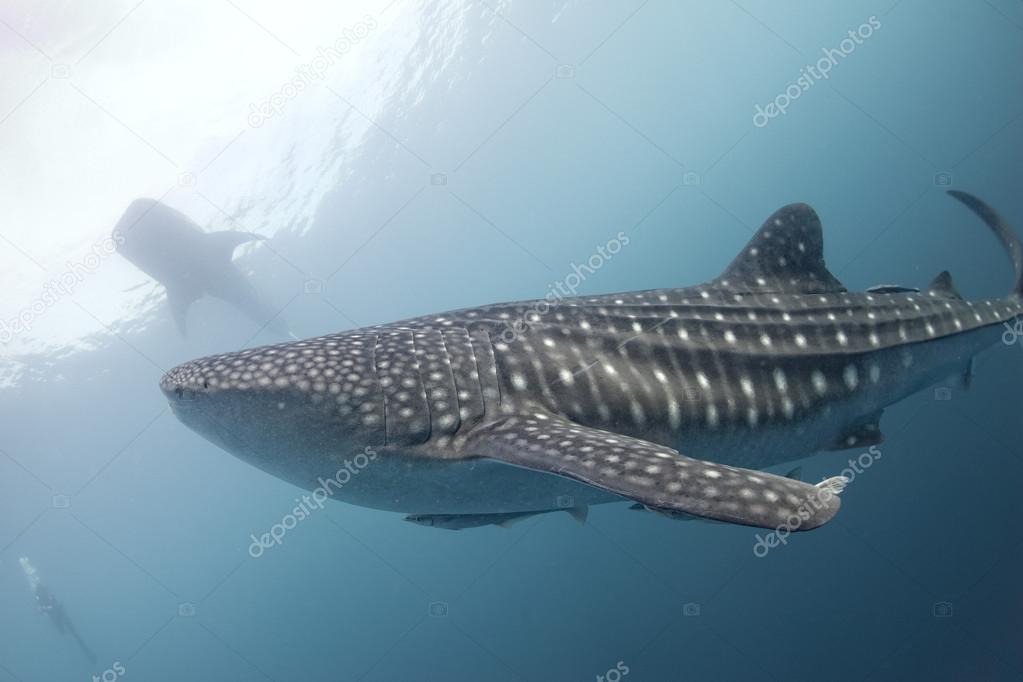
(946, 190, 1023, 299)
(713, 203, 846, 295)
(926, 270, 963, 300)
(867, 284, 920, 294)
(828, 410, 884, 450)
(465, 413, 844, 531)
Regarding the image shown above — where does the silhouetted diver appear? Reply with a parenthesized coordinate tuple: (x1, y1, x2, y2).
(20, 558, 97, 664)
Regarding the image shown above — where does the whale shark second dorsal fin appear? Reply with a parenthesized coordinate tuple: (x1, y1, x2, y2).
(926, 270, 964, 300)
(714, 203, 846, 295)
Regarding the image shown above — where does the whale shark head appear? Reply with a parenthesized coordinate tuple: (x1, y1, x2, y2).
(161, 332, 385, 481)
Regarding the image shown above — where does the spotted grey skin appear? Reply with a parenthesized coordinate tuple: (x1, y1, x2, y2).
(114, 198, 288, 336)
(161, 190, 1022, 531)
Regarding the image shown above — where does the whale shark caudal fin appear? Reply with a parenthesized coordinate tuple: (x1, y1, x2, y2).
(713, 202, 847, 295)
(466, 414, 846, 531)
(946, 190, 1023, 299)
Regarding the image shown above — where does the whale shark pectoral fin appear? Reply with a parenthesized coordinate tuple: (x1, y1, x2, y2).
(204, 230, 266, 264)
(466, 415, 844, 531)
(713, 202, 846, 295)
(165, 285, 198, 336)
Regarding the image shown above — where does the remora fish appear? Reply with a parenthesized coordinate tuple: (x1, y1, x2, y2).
(404, 505, 588, 530)
(160, 191, 1022, 531)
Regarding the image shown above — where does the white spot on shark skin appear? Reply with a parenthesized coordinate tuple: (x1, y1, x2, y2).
(773, 368, 788, 392)
(843, 365, 859, 390)
(706, 404, 720, 428)
(869, 363, 881, 384)
(836, 331, 849, 346)
(812, 370, 828, 395)
(511, 373, 528, 390)
(725, 330, 738, 344)
(795, 333, 808, 348)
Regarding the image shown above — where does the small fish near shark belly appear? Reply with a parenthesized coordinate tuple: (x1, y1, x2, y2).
(160, 190, 1023, 532)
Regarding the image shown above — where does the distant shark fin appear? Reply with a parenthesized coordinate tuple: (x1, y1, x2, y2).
(926, 270, 963, 300)
(467, 413, 843, 531)
(714, 203, 846, 295)
(784, 466, 803, 482)
(946, 190, 1023, 299)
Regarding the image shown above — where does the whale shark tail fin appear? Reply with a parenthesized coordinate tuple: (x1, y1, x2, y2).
(946, 190, 1023, 300)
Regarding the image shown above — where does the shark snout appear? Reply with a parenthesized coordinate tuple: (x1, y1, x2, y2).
(160, 362, 211, 406)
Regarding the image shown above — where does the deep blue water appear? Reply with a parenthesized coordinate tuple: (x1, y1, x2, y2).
(2, 1, 1023, 680)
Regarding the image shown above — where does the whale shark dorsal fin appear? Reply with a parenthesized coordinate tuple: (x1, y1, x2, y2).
(715, 203, 846, 295)
(466, 413, 844, 531)
(926, 270, 963, 300)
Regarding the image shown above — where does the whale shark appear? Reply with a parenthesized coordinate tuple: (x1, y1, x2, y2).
(160, 190, 1022, 531)
(113, 198, 288, 336)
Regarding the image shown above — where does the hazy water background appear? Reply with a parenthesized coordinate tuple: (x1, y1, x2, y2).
(2, 1, 1023, 680)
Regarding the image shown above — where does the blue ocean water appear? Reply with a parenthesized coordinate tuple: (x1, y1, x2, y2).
(2, 1, 1023, 680)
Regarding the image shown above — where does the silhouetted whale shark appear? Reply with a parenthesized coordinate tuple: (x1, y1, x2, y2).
(113, 198, 288, 336)
(160, 191, 1021, 531)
